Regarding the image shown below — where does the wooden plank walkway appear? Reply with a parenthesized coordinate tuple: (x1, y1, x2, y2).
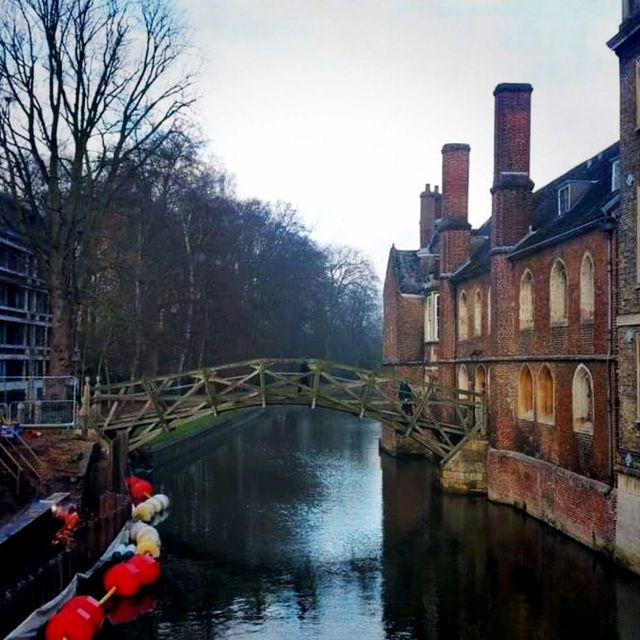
(85, 359, 486, 462)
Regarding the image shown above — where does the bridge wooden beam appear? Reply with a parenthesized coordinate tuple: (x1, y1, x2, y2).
(98, 358, 488, 460)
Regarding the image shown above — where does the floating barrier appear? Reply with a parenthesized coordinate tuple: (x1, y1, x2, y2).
(133, 493, 171, 523)
(44, 486, 169, 640)
(126, 476, 153, 506)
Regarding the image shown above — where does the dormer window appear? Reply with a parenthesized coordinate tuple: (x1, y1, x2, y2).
(612, 159, 621, 192)
(558, 185, 570, 215)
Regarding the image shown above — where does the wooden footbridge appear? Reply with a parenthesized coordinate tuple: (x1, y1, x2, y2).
(85, 359, 486, 463)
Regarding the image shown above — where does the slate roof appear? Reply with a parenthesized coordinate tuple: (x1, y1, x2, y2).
(390, 142, 619, 291)
(390, 246, 424, 295)
(452, 141, 619, 282)
(511, 142, 619, 256)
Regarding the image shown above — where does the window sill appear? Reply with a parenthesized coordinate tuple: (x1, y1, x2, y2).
(550, 320, 569, 328)
(580, 318, 594, 326)
(519, 325, 534, 332)
(574, 423, 594, 437)
(538, 417, 555, 427)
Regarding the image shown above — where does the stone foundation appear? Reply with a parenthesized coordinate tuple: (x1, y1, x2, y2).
(615, 471, 640, 573)
(439, 436, 488, 494)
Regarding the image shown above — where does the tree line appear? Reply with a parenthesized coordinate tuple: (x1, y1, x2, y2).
(82, 135, 381, 380)
(0, 0, 381, 383)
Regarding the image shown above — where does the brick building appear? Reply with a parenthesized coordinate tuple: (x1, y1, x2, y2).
(609, 0, 640, 574)
(383, 81, 622, 557)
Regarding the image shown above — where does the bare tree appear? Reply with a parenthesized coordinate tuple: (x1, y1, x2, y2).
(0, 0, 194, 385)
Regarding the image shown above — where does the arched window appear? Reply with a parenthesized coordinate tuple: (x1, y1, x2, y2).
(572, 365, 594, 435)
(458, 364, 469, 391)
(487, 287, 492, 335)
(550, 260, 568, 324)
(580, 253, 595, 322)
(474, 289, 482, 337)
(537, 365, 555, 424)
(458, 290, 468, 340)
(475, 365, 487, 396)
(518, 365, 534, 420)
(519, 270, 534, 329)
(474, 365, 487, 424)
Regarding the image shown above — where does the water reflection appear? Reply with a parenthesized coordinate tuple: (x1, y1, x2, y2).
(108, 407, 640, 640)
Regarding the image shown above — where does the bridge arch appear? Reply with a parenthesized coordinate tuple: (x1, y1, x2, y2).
(88, 359, 486, 463)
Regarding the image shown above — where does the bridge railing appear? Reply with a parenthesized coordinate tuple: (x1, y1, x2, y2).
(84, 359, 486, 460)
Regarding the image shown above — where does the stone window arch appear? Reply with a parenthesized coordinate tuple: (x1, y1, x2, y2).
(580, 253, 595, 322)
(458, 290, 468, 341)
(474, 289, 482, 337)
(474, 364, 488, 423)
(458, 364, 470, 391)
(537, 364, 555, 425)
(572, 365, 594, 435)
(550, 259, 568, 324)
(517, 365, 534, 421)
(519, 270, 534, 329)
(474, 365, 487, 396)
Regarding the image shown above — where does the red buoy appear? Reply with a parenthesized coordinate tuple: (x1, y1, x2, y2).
(103, 562, 143, 597)
(45, 608, 96, 640)
(130, 478, 153, 505)
(60, 595, 105, 630)
(127, 554, 161, 585)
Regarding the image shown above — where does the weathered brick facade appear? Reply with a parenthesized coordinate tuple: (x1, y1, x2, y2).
(383, 76, 624, 565)
(610, 4, 640, 573)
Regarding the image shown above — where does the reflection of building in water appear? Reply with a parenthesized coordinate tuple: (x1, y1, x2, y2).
(380, 456, 637, 639)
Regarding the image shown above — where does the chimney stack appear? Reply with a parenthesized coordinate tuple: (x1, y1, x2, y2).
(419, 183, 441, 247)
(439, 143, 471, 274)
(491, 83, 534, 248)
(442, 143, 470, 221)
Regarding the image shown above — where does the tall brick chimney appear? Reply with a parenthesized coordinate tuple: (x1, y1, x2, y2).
(490, 83, 534, 249)
(439, 144, 471, 274)
(419, 184, 441, 247)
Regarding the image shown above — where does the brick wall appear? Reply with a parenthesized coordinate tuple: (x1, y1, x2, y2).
(454, 272, 492, 360)
(383, 257, 399, 362)
(510, 232, 612, 356)
(488, 448, 616, 552)
(614, 23, 640, 456)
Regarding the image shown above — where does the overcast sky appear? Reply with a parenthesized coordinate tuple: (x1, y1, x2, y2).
(176, 0, 621, 280)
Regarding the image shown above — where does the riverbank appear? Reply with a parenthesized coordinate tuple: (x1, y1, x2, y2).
(134, 408, 264, 467)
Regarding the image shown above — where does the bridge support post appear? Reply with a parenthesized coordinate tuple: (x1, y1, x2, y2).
(379, 424, 433, 458)
(439, 434, 488, 495)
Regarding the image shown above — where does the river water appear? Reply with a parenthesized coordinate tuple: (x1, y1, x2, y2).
(113, 407, 640, 640)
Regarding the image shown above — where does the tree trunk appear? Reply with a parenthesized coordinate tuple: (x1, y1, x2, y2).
(47, 265, 73, 398)
(130, 226, 145, 379)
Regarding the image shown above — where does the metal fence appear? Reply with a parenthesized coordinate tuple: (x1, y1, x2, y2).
(0, 377, 78, 428)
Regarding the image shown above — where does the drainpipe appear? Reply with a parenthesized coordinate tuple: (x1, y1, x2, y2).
(606, 222, 615, 487)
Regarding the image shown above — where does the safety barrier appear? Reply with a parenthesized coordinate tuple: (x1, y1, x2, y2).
(0, 377, 78, 427)
(8, 400, 77, 428)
